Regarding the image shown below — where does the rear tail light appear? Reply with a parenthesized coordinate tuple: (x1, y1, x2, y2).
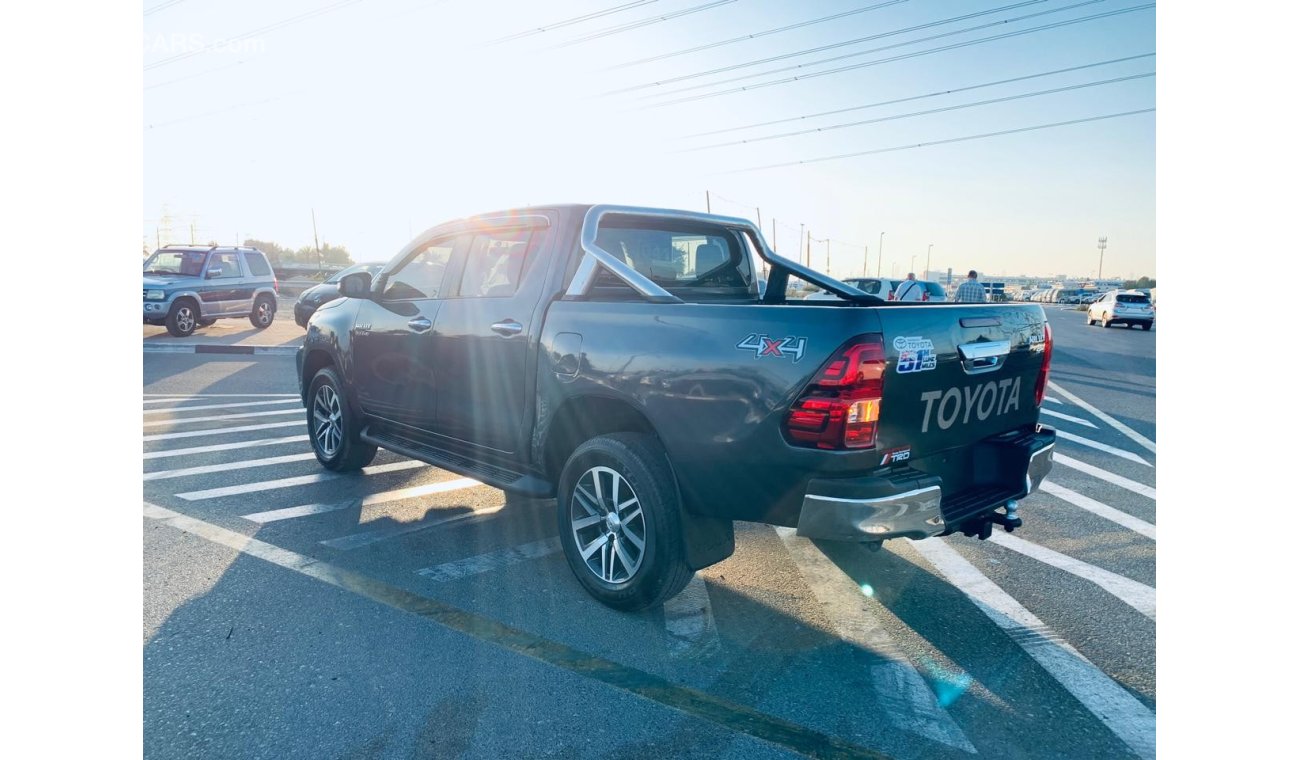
(785, 334, 886, 450)
(1034, 322, 1053, 406)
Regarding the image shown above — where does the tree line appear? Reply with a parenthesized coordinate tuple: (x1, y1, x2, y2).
(241, 239, 354, 268)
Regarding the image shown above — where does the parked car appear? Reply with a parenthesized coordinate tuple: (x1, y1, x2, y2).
(1086, 289, 1154, 329)
(294, 262, 385, 327)
(297, 204, 1056, 610)
(143, 245, 279, 337)
(804, 277, 946, 301)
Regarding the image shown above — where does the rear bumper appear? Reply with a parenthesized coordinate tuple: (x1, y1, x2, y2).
(795, 426, 1055, 542)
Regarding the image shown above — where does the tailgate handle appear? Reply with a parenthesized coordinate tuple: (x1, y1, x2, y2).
(958, 340, 1010, 374)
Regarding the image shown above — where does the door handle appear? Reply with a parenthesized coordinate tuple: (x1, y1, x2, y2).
(491, 320, 523, 337)
(407, 317, 432, 333)
(958, 340, 1010, 375)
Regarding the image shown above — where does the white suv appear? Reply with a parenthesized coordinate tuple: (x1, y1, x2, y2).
(1086, 290, 1154, 330)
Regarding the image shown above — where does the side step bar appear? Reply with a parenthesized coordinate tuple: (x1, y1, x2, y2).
(361, 426, 554, 498)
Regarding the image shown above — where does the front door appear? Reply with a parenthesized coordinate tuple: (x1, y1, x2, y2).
(351, 234, 464, 427)
(201, 251, 249, 315)
(433, 223, 551, 453)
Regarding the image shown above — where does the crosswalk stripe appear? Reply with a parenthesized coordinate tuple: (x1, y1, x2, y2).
(176, 460, 425, 500)
(415, 536, 561, 582)
(142, 398, 188, 405)
(143, 408, 300, 428)
(1049, 381, 1156, 454)
(242, 478, 482, 524)
(143, 393, 299, 398)
(1055, 430, 1151, 466)
(1053, 454, 1156, 499)
(776, 527, 976, 753)
(144, 420, 299, 442)
(986, 533, 1155, 619)
(663, 575, 723, 662)
(1039, 480, 1156, 539)
(143, 398, 298, 415)
(1044, 396, 1063, 404)
(322, 503, 505, 550)
(1039, 409, 1097, 428)
(143, 435, 309, 461)
(906, 539, 1155, 760)
(144, 452, 317, 481)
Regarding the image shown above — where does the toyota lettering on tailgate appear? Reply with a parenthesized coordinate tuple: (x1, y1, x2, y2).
(919, 377, 1022, 432)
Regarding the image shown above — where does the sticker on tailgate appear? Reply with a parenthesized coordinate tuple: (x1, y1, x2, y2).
(894, 336, 937, 374)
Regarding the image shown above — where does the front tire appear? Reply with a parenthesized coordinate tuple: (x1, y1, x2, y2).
(165, 299, 198, 337)
(250, 295, 276, 329)
(557, 433, 693, 611)
(307, 367, 377, 471)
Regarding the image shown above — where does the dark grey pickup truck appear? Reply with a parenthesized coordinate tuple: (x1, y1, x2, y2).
(297, 204, 1055, 609)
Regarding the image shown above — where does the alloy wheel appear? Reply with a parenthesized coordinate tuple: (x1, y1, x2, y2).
(312, 384, 343, 458)
(569, 466, 646, 584)
(255, 301, 272, 325)
(176, 306, 194, 333)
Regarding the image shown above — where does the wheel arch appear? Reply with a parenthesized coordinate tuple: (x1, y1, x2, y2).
(538, 394, 664, 484)
(299, 347, 339, 405)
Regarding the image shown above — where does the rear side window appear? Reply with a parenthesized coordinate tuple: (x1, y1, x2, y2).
(459, 229, 534, 297)
(1117, 294, 1150, 304)
(208, 252, 242, 279)
(244, 252, 272, 277)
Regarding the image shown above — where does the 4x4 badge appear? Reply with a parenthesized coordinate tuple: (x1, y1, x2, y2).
(737, 334, 807, 362)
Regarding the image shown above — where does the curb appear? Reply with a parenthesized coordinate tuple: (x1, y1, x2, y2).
(143, 343, 299, 356)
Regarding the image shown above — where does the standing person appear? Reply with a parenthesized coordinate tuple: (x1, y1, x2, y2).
(892, 272, 924, 301)
(954, 270, 987, 303)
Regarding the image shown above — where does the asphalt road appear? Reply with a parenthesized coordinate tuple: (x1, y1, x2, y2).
(143, 307, 1156, 759)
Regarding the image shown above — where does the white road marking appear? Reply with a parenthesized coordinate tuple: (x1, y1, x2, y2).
(143, 420, 299, 442)
(143, 452, 317, 481)
(663, 575, 723, 661)
(176, 460, 425, 500)
(1044, 396, 1063, 404)
(775, 527, 976, 753)
(986, 533, 1155, 620)
(143, 398, 298, 415)
(1039, 409, 1097, 428)
(416, 536, 562, 582)
(143, 393, 299, 398)
(242, 478, 482, 524)
(906, 539, 1155, 760)
(1040, 480, 1156, 539)
(142, 398, 188, 405)
(143, 408, 301, 428)
(143, 435, 310, 461)
(1048, 381, 1155, 454)
(321, 503, 505, 550)
(1055, 430, 1151, 466)
(1053, 454, 1156, 499)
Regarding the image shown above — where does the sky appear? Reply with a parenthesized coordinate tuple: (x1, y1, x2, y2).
(143, 0, 1156, 280)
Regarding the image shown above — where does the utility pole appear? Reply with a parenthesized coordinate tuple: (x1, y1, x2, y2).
(189, 221, 196, 244)
(910, 254, 916, 276)
(755, 207, 762, 230)
(862, 245, 868, 277)
(798, 223, 805, 265)
(877, 232, 885, 277)
(705, 191, 711, 214)
(805, 229, 811, 268)
(926, 243, 933, 280)
(1097, 236, 1108, 280)
(772, 218, 777, 253)
(312, 208, 322, 272)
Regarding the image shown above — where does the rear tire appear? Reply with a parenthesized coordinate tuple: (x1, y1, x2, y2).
(250, 295, 276, 329)
(307, 367, 377, 472)
(165, 299, 198, 337)
(1142, 322, 1152, 331)
(197, 318, 216, 328)
(1103, 313, 1112, 328)
(557, 433, 692, 611)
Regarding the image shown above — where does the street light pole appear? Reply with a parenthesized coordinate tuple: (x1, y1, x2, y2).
(910, 254, 916, 275)
(877, 232, 884, 276)
(926, 243, 933, 279)
(862, 245, 869, 277)
(1097, 236, 1108, 281)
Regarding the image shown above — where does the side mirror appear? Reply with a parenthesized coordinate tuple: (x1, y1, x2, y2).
(205, 267, 222, 279)
(339, 271, 374, 299)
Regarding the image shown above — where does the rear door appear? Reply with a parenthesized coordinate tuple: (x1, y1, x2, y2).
(432, 218, 554, 453)
(871, 304, 1047, 464)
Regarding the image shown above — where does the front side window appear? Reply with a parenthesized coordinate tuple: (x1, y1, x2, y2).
(459, 229, 535, 297)
(383, 238, 458, 300)
(208, 253, 242, 279)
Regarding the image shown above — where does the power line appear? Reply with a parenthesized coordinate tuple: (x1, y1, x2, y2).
(144, 0, 371, 71)
(645, 3, 1155, 107)
(550, 0, 738, 49)
(484, 0, 659, 46)
(683, 72, 1153, 151)
(605, 0, 907, 70)
(144, 0, 189, 16)
(725, 108, 1154, 173)
(608, 0, 1053, 95)
(682, 53, 1153, 139)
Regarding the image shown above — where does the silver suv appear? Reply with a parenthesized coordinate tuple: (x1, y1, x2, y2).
(143, 246, 279, 337)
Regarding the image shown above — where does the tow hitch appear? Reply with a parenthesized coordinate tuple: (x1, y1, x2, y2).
(958, 500, 1023, 540)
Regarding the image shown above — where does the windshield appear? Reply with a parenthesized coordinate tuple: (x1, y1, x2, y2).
(143, 250, 207, 276)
